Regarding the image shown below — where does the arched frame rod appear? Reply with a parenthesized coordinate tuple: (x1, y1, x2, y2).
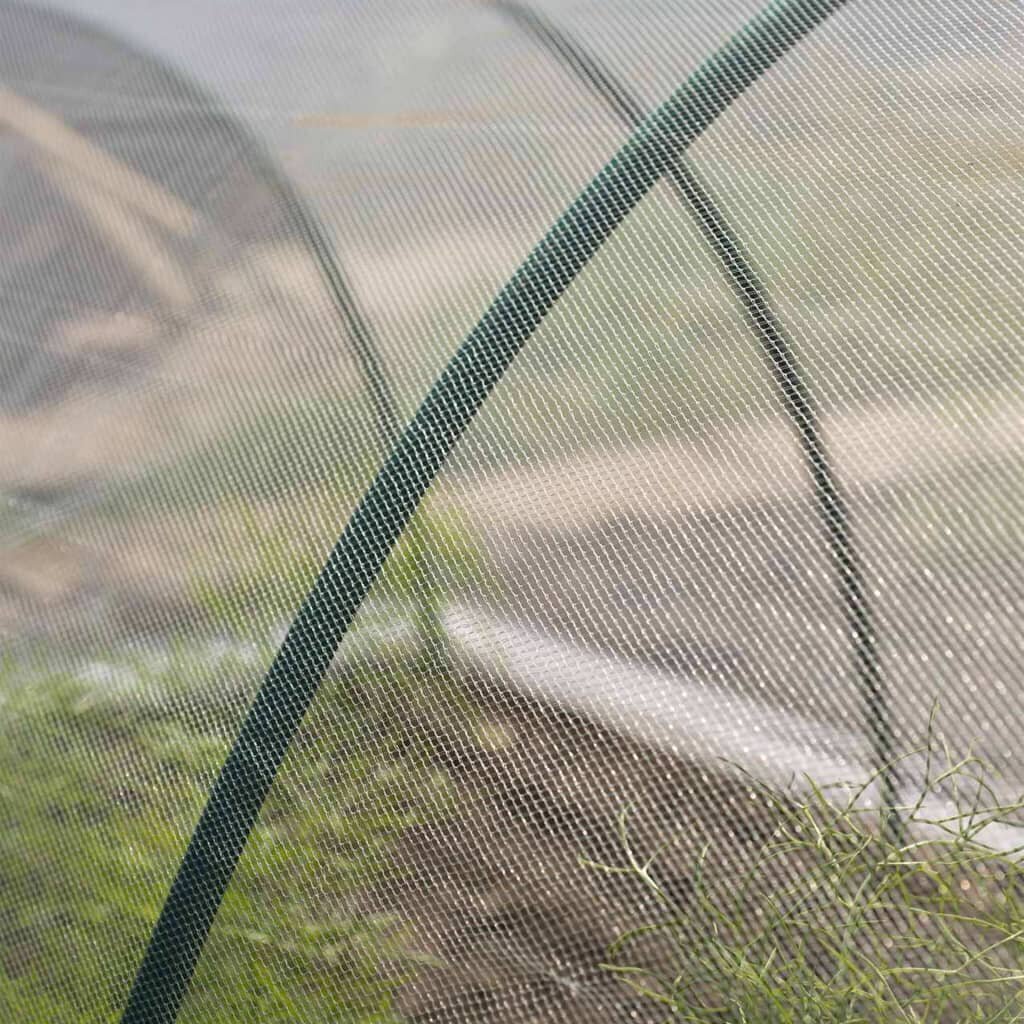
(257, 155, 402, 452)
(120, 3, 849, 1021)
(493, 0, 897, 837)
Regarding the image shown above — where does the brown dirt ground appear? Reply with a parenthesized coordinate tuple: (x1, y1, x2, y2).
(367, 674, 784, 1023)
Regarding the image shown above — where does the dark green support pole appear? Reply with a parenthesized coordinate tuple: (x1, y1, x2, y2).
(254, 160, 402, 453)
(120, 4, 851, 1021)
(492, 0, 898, 839)
(136, 104, 402, 458)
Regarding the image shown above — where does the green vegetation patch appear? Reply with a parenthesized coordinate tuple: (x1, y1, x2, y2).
(0, 656, 454, 1023)
(586, 736, 1024, 1023)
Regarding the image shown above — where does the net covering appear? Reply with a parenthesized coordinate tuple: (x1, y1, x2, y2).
(1, 1, 1022, 1021)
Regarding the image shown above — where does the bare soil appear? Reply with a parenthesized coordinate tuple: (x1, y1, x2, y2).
(374, 677, 783, 1023)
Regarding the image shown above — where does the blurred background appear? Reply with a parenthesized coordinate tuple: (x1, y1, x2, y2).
(1, 1, 1022, 1020)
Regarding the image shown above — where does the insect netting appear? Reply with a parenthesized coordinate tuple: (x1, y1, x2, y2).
(1, 1, 1022, 1021)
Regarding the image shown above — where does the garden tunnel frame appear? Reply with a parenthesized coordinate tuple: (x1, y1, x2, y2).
(118, 1, 896, 1020)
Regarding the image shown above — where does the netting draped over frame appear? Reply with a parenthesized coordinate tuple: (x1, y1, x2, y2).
(1, 2, 1022, 1022)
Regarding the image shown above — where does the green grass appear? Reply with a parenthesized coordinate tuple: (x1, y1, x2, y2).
(584, 735, 1024, 1023)
(0, 461, 490, 1022)
(0, 653, 455, 1023)
(188, 495, 486, 645)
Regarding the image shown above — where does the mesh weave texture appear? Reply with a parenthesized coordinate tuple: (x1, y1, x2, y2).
(1, 1, 1022, 1021)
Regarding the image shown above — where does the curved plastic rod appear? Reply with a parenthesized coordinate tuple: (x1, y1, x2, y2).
(252, 154, 402, 451)
(120, 3, 848, 1020)
(172, 107, 400, 453)
(493, 1, 897, 834)
(76, 3, 404, 456)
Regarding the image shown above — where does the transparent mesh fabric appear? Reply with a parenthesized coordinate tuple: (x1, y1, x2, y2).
(0, 1, 1022, 1021)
